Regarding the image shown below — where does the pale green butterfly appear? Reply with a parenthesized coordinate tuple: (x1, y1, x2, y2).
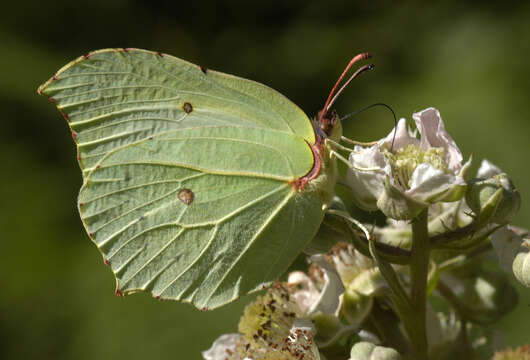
(38, 48, 372, 310)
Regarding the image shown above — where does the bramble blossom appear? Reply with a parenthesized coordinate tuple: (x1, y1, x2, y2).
(347, 108, 469, 220)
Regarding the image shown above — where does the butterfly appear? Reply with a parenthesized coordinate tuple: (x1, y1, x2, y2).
(38, 48, 372, 310)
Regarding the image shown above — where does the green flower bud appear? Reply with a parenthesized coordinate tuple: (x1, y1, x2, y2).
(466, 166, 521, 224)
(466, 159, 521, 223)
(349, 342, 402, 360)
(513, 238, 530, 288)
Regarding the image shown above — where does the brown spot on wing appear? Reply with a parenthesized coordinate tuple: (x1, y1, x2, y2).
(178, 188, 194, 205)
(182, 102, 193, 114)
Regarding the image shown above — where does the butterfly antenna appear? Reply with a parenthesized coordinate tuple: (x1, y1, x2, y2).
(320, 53, 372, 122)
(340, 103, 398, 151)
(326, 64, 374, 112)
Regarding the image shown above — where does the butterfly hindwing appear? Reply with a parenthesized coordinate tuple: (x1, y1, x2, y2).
(81, 153, 324, 308)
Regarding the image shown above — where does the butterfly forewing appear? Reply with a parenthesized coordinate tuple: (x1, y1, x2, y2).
(39, 49, 315, 175)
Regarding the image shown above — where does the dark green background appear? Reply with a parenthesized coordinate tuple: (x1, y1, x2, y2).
(1, 1, 529, 359)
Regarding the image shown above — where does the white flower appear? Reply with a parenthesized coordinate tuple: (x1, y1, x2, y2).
(347, 108, 469, 220)
(287, 255, 344, 316)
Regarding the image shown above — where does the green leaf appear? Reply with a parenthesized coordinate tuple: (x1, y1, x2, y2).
(38, 49, 333, 309)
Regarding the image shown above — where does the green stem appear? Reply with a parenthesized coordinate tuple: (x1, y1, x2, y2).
(328, 209, 411, 264)
(408, 208, 430, 359)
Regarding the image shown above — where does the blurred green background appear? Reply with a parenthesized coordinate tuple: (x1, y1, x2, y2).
(1, 1, 529, 359)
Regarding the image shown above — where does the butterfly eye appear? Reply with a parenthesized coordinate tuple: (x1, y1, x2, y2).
(316, 109, 338, 136)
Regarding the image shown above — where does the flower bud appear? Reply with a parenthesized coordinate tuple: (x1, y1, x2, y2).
(466, 173, 520, 224)
(513, 238, 530, 288)
(349, 342, 402, 360)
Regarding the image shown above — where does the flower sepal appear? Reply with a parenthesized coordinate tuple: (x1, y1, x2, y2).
(377, 176, 428, 220)
(342, 289, 373, 325)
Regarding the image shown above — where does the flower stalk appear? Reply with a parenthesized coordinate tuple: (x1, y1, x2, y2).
(408, 208, 430, 359)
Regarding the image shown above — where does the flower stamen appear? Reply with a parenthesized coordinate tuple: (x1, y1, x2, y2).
(382, 144, 448, 189)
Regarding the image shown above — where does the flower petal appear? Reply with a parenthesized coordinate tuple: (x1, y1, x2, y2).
(308, 255, 345, 315)
(288, 271, 319, 314)
(202, 334, 242, 360)
(491, 226, 525, 274)
(477, 159, 502, 178)
(406, 163, 465, 203)
(381, 118, 419, 150)
(413, 108, 463, 172)
(347, 145, 388, 210)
